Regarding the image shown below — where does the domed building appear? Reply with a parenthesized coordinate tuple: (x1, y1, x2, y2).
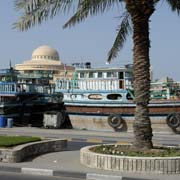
(32, 45, 60, 61)
(15, 45, 75, 84)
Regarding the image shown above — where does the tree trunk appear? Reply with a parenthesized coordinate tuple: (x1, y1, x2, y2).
(125, 1, 154, 149)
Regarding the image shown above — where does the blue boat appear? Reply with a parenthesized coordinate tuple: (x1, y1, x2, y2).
(0, 68, 64, 127)
(55, 66, 180, 134)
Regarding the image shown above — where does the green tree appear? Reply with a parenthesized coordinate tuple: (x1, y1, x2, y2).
(14, 0, 180, 150)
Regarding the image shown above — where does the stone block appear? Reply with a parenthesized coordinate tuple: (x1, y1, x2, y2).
(159, 160, 164, 173)
(123, 158, 128, 171)
(128, 159, 133, 171)
(175, 159, 180, 174)
(107, 156, 112, 169)
(150, 159, 155, 172)
(163, 159, 168, 174)
(120, 158, 124, 171)
(142, 159, 146, 172)
(132, 159, 137, 172)
(115, 157, 120, 170)
(137, 159, 142, 172)
(171, 159, 176, 174)
(155, 159, 160, 172)
(111, 157, 116, 169)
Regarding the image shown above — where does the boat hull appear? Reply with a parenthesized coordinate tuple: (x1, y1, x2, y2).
(0, 92, 65, 127)
(64, 101, 180, 134)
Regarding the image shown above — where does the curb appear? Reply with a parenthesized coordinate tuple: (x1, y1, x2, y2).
(22, 168, 53, 176)
(0, 167, 126, 180)
(86, 173, 122, 180)
(0, 166, 86, 179)
(0, 166, 156, 180)
(0, 166, 21, 173)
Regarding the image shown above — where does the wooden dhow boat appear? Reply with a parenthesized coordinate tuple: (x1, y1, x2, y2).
(55, 66, 180, 134)
(0, 81, 65, 127)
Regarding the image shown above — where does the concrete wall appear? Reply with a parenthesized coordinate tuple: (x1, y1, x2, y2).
(0, 139, 67, 163)
(81, 145, 180, 174)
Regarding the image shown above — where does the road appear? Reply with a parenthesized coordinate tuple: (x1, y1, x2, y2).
(0, 128, 179, 180)
(0, 127, 180, 146)
(0, 171, 155, 180)
(0, 171, 84, 180)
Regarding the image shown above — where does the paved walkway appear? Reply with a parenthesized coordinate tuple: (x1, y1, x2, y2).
(0, 127, 180, 180)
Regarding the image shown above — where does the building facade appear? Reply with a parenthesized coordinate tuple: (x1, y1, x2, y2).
(15, 45, 75, 84)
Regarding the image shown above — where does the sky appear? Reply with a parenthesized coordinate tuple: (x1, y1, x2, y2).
(0, 1, 180, 81)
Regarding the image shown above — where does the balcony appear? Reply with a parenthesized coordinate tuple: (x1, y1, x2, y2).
(17, 73, 53, 79)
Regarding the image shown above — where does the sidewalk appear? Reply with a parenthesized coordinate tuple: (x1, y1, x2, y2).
(0, 127, 180, 180)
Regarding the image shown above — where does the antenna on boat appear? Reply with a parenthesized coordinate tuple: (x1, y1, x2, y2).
(63, 63, 67, 78)
(9, 60, 13, 70)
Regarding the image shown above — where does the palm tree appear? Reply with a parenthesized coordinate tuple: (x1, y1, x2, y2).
(14, 0, 180, 150)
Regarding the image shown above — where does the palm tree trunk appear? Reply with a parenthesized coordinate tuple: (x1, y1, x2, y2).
(125, 1, 154, 149)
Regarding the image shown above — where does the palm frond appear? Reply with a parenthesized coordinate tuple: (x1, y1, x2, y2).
(14, 0, 123, 31)
(13, 0, 75, 31)
(107, 12, 132, 63)
(63, 0, 123, 28)
(166, 0, 180, 15)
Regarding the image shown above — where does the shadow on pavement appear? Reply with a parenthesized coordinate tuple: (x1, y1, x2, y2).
(67, 141, 99, 151)
(20, 141, 98, 162)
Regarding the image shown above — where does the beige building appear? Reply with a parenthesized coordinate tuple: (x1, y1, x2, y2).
(15, 45, 75, 84)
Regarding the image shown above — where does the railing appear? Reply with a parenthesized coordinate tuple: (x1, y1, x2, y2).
(0, 82, 54, 94)
(17, 73, 53, 79)
(55, 79, 180, 100)
(55, 79, 132, 91)
(0, 82, 17, 93)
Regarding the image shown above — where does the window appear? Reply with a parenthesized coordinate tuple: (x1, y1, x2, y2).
(107, 94, 122, 100)
(98, 72, 103, 78)
(89, 72, 94, 78)
(118, 72, 124, 79)
(80, 72, 85, 78)
(125, 72, 132, 78)
(107, 72, 117, 78)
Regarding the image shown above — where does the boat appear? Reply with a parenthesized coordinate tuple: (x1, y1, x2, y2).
(55, 65, 180, 134)
(0, 68, 67, 128)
